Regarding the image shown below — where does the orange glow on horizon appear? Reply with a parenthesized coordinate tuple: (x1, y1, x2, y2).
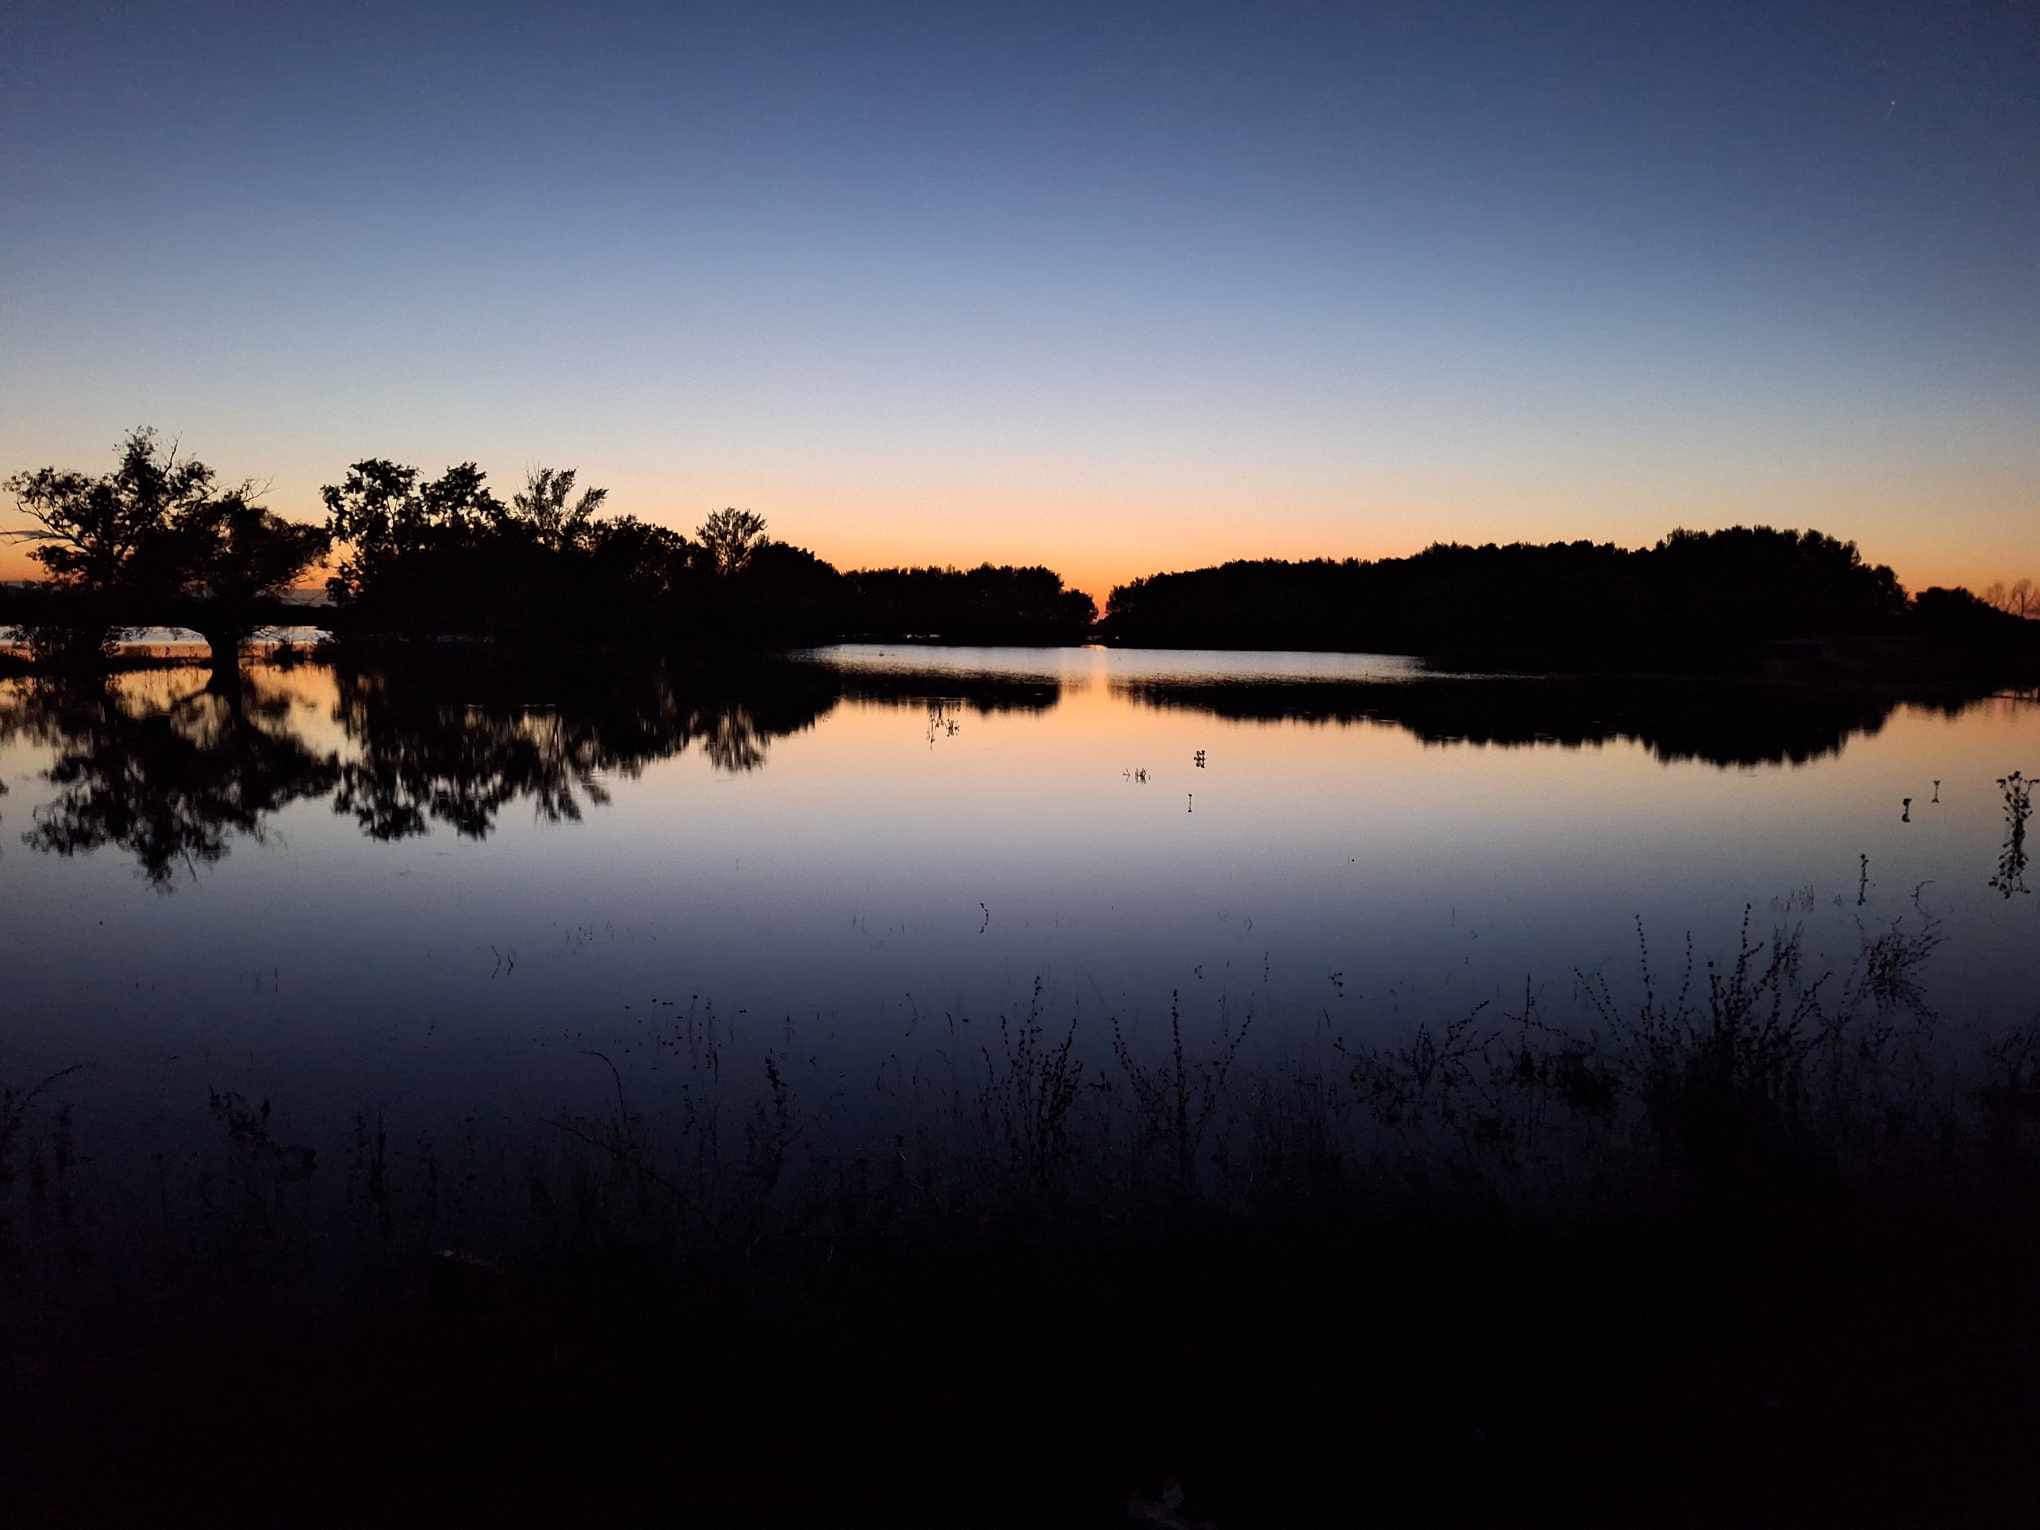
(2, 492, 2031, 613)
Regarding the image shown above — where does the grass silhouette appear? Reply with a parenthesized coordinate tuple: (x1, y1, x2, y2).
(5, 893, 2039, 1523)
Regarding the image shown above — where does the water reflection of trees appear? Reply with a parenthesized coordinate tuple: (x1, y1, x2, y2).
(325, 658, 883, 839)
(335, 668, 661, 839)
(0, 675, 339, 886)
(822, 666, 1060, 716)
(326, 662, 1054, 827)
(7, 658, 2025, 889)
(1109, 676, 1968, 768)
(0, 659, 1065, 881)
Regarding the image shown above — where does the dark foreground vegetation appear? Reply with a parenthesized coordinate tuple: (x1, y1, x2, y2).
(1104, 531, 2040, 677)
(4, 898, 2039, 1525)
(1, 430, 1096, 666)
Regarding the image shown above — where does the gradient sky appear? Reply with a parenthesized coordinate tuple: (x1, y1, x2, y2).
(4, 0, 2035, 602)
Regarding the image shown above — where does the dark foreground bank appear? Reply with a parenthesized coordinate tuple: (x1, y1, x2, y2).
(8, 1191, 2036, 1527)
(5, 910, 2039, 1525)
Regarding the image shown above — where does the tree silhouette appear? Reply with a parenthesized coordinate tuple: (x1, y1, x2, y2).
(320, 459, 503, 629)
(1101, 526, 1913, 663)
(508, 466, 609, 554)
(319, 460, 697, 644)
(585, 514, 692, 598)
(148, 490, 329, 672)
(1981, 578, 2036, 621)
(841, 564, 1096, 642)
(2, 428, 209, 592)
(697, 507, 768, 577)
(4, 429, 212, 662)
(4, 429, 327, 670)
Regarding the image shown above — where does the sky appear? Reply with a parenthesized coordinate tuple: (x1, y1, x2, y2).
(3, 0, 2036, 603)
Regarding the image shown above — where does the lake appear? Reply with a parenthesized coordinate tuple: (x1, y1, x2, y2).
(2, 644, 2035, 1170)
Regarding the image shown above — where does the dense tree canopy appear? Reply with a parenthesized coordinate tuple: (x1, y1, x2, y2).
(8, 433, 2030, 674)
(697, 507, 768, 577)
(312, 458, 1093, 648)
(3, 428, 216, 591)
(510, 466, 608, 554)
(1101, 527, 1918, 663)
(840, 564, 1097, 643)
(320, 459, 505, 623)
(4, 429, 329, 667)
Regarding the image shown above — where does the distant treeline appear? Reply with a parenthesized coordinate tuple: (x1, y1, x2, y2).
(0, 431, 1096, 665)
(1102, 529, 2040, 668)
(837, 564, 1098, 643)
(10, 431, 2038, 672)
(321, 461, 1095, 648)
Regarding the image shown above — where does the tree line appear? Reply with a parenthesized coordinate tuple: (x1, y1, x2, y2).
(1100, 529, 2039, 666)
(1, 429, 1097, 667)
(8, 429, 2032, 674)
(1980, 577, 2038, 621)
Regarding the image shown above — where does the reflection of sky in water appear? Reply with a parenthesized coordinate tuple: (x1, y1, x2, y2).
(1, 624, 330, 653)
(804, 642, 1444, 685)
(2, 649, 2036, 1162)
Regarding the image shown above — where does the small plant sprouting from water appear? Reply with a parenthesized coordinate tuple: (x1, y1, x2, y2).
(1, 1066, 85, 1186)
(1108, 989, 1253, 1193)
(199, 1088, 320, 1272)
(1992, 771, 2032, 899)
(1772, 883, 1817, 914)
(1850, 884, 1946, 1018)
(745, 1051, 802, 1199)
(976, 977, 1084, 1196)
(1, 1064, 87, 1270)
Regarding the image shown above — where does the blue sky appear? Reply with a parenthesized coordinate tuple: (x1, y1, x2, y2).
(4, 0, 2035, 596)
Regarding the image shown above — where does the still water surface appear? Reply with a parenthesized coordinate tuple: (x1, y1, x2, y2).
(3, 644, 2034, 1153)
